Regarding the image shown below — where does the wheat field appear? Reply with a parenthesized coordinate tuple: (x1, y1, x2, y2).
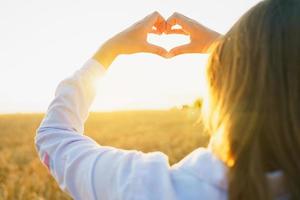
(0, 109, 208, 200)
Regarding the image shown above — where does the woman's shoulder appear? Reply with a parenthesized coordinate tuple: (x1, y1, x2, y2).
(129, 147, 228, 200)
(171, 148, 228, 191)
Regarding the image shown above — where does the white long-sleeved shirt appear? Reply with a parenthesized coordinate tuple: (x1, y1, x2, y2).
(35, 59, 288, 200)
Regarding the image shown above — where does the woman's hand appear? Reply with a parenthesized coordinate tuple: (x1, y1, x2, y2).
(165, 12, 221, 57)
(93, 12, 168, 68)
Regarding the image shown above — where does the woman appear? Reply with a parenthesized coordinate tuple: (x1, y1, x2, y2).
(35, 0, 300, 199)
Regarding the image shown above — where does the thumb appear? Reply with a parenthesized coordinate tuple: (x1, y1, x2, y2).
(144, 43, 168, 57)
(167, 44, 192, 58)
(166, 28, 189, 35)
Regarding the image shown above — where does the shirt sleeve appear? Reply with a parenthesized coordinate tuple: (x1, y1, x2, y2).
(34, 59, 174, 200)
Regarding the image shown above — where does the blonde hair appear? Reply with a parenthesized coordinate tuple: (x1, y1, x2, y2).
(203, 0, 300, 199)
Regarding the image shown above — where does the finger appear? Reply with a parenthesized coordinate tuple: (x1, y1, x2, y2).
(149, 29, 161, 34)
(167, 44, 192, 58)
(150, 23, 165, 35)
(144, 43, 168, 57)
(147, 11, 164, 25)
(166, 12, 192, 34)
(166, 12, 186, 31)
(166, 28, 189, 35)
(146, 11, 166, 34)
(154, 20, 166, 34)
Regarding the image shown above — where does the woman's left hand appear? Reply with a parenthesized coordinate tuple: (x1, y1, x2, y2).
(93, 12, 168, 68)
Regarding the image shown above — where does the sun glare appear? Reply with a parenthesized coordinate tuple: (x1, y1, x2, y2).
(92, 52, 209, 111)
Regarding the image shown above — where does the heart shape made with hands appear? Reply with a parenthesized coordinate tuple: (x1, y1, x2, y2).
(145, 13, 196, 58)
(95, 12, 217, 66)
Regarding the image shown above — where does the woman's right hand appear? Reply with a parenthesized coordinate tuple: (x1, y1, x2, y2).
(93, 12, 167, 68)
(165, 12, 221, 57)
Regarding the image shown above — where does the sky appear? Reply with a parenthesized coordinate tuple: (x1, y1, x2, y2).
(0, 0, 261, 113)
